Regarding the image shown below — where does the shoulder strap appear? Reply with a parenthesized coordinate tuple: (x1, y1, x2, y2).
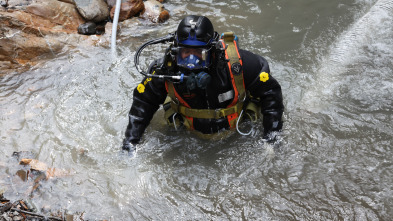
(165, 81, 191, 108)
(221, 32, 246, 107)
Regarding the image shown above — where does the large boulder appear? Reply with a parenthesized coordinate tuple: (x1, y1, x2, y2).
(0, 15, 60, 74)
(0, 0, 171, 75)
(74, 0, 109, 23)
(109, 0, 144, 22)
(26, 0, 85, 31)
(142, 0, 169, 23)
(106, 0, 117, 9)
(0, 0, 90, 75)
(0, 10, 68, 74)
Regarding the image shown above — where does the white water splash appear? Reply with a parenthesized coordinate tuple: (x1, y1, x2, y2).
(303, 0, 393, 111)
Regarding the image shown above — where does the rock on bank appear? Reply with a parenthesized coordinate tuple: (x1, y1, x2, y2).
(0, 0, 169, 75)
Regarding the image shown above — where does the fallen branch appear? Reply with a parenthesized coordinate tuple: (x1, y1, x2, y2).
(10, 208, 63, 221)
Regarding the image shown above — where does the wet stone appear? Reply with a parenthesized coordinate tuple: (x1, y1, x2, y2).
(12, 151, 35, 161)
(78, 22, 97, 35)
(96, 24, 106, 35)
(0, 0, 8, 7)
(74, 0, 109, 23)
(15, 170, 28, 182)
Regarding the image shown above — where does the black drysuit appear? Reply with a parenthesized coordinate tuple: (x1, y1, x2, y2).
(124, 49, 284, 144)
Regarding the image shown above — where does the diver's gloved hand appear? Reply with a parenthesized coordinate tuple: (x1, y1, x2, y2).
(122, 138, 136, 153)
(262, 131, 279, 144)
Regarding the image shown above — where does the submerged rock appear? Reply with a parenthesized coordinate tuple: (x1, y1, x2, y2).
(18, 158, 71, 179)
(0, 152, 88, 220)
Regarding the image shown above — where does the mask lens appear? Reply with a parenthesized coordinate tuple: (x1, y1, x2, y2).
(177, 47, 211, 70)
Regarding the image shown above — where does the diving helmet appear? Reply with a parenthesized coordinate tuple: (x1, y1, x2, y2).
(175, 15, 215, 70)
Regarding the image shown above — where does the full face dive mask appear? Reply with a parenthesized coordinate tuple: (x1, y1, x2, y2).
(176, 47, 212, 70)
(176, 46, 212, 90)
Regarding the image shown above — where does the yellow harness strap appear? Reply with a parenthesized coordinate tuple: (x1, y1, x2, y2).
(170, 102, 243, 119)
(221, 32, 246, 127)
(222, 32, 246, 103)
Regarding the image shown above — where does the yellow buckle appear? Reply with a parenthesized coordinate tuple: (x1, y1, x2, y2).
(214, 109, 223, 119)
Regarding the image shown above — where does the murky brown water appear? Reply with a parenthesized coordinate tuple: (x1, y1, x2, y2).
(1, 0, 393, 220)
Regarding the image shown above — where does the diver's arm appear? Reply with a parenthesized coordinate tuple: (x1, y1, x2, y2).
(124, 92, 160, 145)
(124, 62, 167, 145)
(261, 83, 284, 136)
(241, 50, 284, 138)
(249, 74, 284, 136)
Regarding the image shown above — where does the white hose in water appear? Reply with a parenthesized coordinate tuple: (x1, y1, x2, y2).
(111, 0, 122, 55)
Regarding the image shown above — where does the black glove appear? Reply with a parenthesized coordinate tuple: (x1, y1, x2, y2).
(122, 139, 136, 152)
(262, 131, 279, 144)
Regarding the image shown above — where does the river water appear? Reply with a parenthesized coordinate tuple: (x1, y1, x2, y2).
(1, 0, 392, 220)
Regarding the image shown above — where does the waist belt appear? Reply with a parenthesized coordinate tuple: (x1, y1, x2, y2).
(170, 101, 243, 119)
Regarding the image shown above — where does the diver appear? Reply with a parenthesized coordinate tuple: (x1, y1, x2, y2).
(122, 15, 284, 151)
